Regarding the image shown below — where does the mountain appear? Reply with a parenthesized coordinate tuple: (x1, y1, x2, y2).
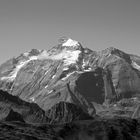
(0, 37, 140, 139)
(0, 37, 97, 116)
(0, 38, 140, 106)
(0, 37, 140, 114)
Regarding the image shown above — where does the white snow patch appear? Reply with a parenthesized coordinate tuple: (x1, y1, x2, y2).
(82, 60, 86, 68)
(37, 50, 48, 59)
(1, 61, 29, 81)
(52, 74, 56, 79)
(107, 53, 111, 57)
(76, 71, 84, 74)
(63, 50, 81, 65)
(29, 56, 38, 60)
(82, 60, 92, 71)
(61, 71, 75, 80)
(49, 49, 81, 66)
(23, 52, 29, 57)
(30, 49, 81, 66)
(30, 97, 35, 102)
(45, 70, 49, 75)
(48, 90, 53, 94)
(132, 61, 140, 71)
(84, 68, 92, 72)
(62, 38, 79, 47)
(63, 67, 69, 71)
(1, 56, 38, 81)
(45, 85, 48, 88)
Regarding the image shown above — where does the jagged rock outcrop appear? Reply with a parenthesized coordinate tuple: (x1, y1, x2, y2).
(45, 102, 93, 124)
(0, 90, 47, 123)
(5, 109, 25, 122)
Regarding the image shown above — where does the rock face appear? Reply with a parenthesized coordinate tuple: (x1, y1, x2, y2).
(0, 90, 93, 124)
(0, 90, 47, 123)
(5, 109, 25, 122)
(0, 37, 140, 115)
(46, 102, 93, 124)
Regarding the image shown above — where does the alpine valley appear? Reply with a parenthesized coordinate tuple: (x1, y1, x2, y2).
(0, 37, 140, 139)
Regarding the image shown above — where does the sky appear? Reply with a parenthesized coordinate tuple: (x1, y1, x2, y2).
(0, 0, 140, 64)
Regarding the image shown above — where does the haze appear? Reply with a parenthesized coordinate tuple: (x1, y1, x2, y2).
(0, 0, 140, 64)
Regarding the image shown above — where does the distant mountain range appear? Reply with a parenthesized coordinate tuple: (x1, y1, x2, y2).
(0, 37, 140, 139)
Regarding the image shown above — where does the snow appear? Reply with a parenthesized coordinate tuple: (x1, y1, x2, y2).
(63, 67, 69, 71)
(1, 49, 81, 81)
(38, 50, 48, 59)
(29, 56, 38, 60)
(1, 60, 29, 81)
(1, 40, 81, 81)
(63, 50, 81, 65)
(107, 53, 111, 57)
(31, 48, 81, 66)
(49, 49, 81, 66)
(52, 74, 56, 79)
(48, 90, 53, 94)
(45, 70, 49, 75)
(132, 61, 140, 71)
(23, 52, 29, 57)
(82, 60, 92, 72)
(82, 60, 86, 68)
(61, 71, 75, 80)
(30, 97, 35, 102)
(84, 68, 92, 72)
(1, 56, 38, 81)
(62, 38, 79, 47)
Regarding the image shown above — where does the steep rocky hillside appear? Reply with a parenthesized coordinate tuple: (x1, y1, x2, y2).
(0, 90, 92, 124)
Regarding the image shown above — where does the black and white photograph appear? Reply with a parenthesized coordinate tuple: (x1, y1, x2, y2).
(0, 0, 140, 139)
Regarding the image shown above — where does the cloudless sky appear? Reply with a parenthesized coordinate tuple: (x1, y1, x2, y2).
(0, 0, 140, 64)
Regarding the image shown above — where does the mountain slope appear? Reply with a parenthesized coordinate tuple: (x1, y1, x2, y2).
(0, 90, 47, 123)
(0, 90, 93, 124)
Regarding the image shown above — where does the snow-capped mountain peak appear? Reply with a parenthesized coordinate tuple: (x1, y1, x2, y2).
(62, 38, 80, 47)
(0, 38, 83, 81)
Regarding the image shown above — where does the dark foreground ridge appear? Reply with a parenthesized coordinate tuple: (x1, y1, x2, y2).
(0, 90, 92, 124)
(0, 117, 140, 140)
